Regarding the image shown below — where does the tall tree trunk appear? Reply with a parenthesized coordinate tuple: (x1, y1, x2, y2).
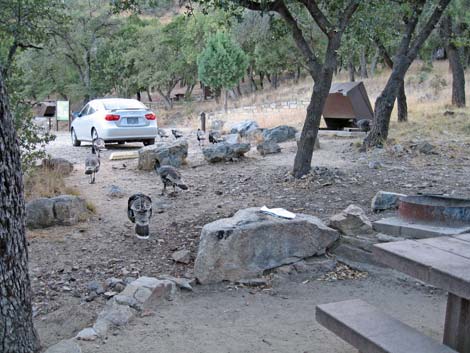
(146, 89, 152, 102)
(348, 60, 355, 82)
(156, 88, 173, 109)
(295, 66, 301, 83)
(365, 58, 411, 146)
(397, 80, 408, 122)
(236, 84, 242, 97)
(370, 47, 380, 77)
(223, 89, 228, 112)
(293, 69, 333, 177)
(441, 15, 466, 107)
(249, 66, 257, 92)
(360, 46, 368, 78)
(136, 91, 141, 101)
(259, 72, 264, 89)
(0, 72, 40, 353)
(184, 84, 195, 99)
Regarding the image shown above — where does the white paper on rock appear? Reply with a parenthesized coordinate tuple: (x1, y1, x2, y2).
(260, 206, 296, 219)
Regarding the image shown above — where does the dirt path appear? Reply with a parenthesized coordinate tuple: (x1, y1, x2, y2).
(31, 131, 470, 349)
(79, 266, 447, 353)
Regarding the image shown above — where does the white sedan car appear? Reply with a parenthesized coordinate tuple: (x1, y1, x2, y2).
(70, 98, 158, 146)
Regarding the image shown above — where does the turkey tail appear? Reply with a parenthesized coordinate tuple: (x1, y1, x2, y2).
(135, 224, 149, 239)
(85, 167, 94, 175)
(178, 183, 188, 190)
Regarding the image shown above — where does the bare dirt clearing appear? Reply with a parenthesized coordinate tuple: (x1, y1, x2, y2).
(31, 129, 470, 350)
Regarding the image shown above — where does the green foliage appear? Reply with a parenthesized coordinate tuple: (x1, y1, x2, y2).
(197, 31, 248, 90)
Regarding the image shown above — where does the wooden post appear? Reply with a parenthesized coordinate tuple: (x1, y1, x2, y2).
(443, 293, 470, 352)
(200, 112, 206, 132)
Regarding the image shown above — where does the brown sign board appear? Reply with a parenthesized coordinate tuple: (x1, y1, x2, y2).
(322, 82, 373, 129)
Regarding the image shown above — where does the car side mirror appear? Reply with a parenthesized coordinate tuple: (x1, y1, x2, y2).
(72, 112, 80, 119)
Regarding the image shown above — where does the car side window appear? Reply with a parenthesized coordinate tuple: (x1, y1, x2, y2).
(88, 106, 96, 115)
(79, 104, 89, 117)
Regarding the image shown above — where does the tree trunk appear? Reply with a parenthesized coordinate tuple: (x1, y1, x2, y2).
(370, 47, 380, 77)
(236, 84, 242, 97)
(365, 58, 411, 147)
(223, 89, 228, 112)
(441, 15, 466, 107)
(397, 80, 408, 122)
(293, 71, 333, 177)
(259, 72, 264, 89)
(360, 47, 368, 78)
(249, 66, 257, 92)
(156, 88, 173, 109)
(348, 60, 355, 82)
(295, 66, 301, 83)
(136, 91, 141, 101)
(184, 84, 195, 99)
(146, 89, 152, 102)
(0, 72, 40, 353)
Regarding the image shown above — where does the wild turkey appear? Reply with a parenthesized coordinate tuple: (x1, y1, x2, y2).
(197, 129, 206, 146)
(172, 129, 184, 139)
(84, 138, 105, 184)
(208, 131, 223, 144)
(127, 193, 153, 239)
(154, 159, 188, 195)
(354, 119, 371, 132)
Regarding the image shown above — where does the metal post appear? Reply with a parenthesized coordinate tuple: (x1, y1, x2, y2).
(200, 112, 206, 132)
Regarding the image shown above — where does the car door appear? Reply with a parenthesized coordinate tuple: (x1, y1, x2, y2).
(74, 104, 90, 140)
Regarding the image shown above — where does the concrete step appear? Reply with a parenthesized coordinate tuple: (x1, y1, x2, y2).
(372, 217, 470, 239)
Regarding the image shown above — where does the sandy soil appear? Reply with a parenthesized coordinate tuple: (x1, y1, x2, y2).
(30, 130, 470, 350)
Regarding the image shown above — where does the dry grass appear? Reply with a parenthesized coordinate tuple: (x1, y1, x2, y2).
(24, 167, 80, 202)
(159, 60, 469, 144)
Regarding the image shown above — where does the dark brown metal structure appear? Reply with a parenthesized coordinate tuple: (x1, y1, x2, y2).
(322, 81, 374, 130)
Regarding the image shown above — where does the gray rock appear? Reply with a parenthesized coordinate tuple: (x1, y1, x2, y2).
(138, 139, 188, 171)
(417, 141, 436, 154)
(158, 275, 194, 291)
(52, 195, 88, 226)
(202, 142, 251, 163)
(113, 294, 140, 309)
(223, 133, 241, 144)
(257, 140, 281, 156)
(262, 125, 296, 143)
(92, 319, 109, 337)
(211, 119, 225, 131)
(329, 204, 374, 236)
(230, 120, 259, 136)
(236, 278, 268, 286)
(41, 157, 73, 175)
(26, 195, 88, 229)
(371, 191, 406, 212)
(44, 339, 81, 353)
(87, 280, 105, 295)
(75, 327, 98, 341)
(25, 198, 55, 229)
(194, 207, 339, 284)
(368, 161, 381, 169)
(118, 277, 177, 309)
(107, 185, 125, 198)
(172, 249, 191, 264)
(98, 301, 136, 326)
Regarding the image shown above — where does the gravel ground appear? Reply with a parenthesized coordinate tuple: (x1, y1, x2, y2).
(30, 130, 470, 350)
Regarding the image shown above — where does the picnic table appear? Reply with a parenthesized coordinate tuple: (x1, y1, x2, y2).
(374, 233, 470, 353)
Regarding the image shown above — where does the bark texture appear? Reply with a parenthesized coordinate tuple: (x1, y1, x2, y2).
(0, 72, 40, 352)
(441, 15, 466, 107)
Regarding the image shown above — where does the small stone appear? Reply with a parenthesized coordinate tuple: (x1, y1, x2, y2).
(87, 280, 105, 294)
(329, 204, 374, 236)
(159, 275, 194, 291)
(237, 278, 268, 286)
(75, 327, 98, 341)
(172, 249, 191, 264)
(107, 185, 125, 198)
(104, 291, 118, 299)
(417, 141, 435, 154)
(85, 292, 98, 302)
(113, 294, 140, 310)
(105, 277, 124, 289)
(113, 282, 126, 293)
(99, 302, 136, 326)
(368, 161, 381, 169)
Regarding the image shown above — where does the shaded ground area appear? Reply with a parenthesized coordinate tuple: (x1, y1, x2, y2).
(31, 131, 470, 349)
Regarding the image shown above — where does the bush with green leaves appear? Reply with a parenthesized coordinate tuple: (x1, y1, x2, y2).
(197, 31, 248, 92)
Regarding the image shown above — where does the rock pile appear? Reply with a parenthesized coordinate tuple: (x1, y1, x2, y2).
(138, 139, 188, 170)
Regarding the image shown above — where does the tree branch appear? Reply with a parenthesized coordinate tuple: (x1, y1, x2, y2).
(338, 0, 360, 33)
(298, 0, 332, 35)
(374, 37, 394, 68)
(408, 0, 452, 59)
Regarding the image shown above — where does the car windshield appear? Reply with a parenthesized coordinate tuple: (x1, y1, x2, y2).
(102, 99, 147, 110)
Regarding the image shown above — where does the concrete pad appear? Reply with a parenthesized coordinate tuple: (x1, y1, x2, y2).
(372, 217, 470, 239)
(318, 130, 366, 138)
(109, 151, 139, 160)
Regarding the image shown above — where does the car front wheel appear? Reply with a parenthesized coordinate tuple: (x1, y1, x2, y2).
(71, 129, 81, 147)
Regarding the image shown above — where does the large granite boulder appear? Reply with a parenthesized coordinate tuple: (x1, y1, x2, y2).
(138, 139, 188, 171)
(26, 195, 88, 229)
(257, 140, 281, 156)
(194, 207, 339, 284)
(329, 204, 374, 236)
(371, 191, 406, 212)
(230, 120, 259, 137)
(263, 125, 297, 143)
(41, 157, 74, 176)
(202, 142, 251, 163)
